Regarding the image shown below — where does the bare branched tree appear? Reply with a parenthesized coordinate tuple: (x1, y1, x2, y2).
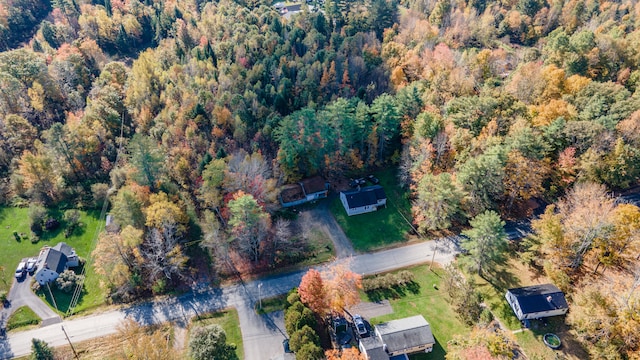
(142, 222, 187, 281)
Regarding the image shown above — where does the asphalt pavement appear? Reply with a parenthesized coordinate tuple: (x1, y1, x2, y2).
(0, 237, 460, 359)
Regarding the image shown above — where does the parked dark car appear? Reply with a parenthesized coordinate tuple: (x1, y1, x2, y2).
(283, 339, 292, 353)
(366, 175, 380, 185)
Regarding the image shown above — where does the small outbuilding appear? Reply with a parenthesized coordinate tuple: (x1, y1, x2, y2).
(340, 185, 387, 216)
(506, 284, 569, 321)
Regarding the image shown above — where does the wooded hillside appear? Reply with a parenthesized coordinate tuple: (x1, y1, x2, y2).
(1, 0, 639, 353)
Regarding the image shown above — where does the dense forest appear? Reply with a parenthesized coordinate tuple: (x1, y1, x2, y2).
(1, 0, 640, 356)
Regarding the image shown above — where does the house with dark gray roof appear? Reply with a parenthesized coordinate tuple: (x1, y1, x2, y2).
(359, 315, 435, 360)
(340, 185, 387, 216)
(34, 242, 79, 285)
(506, 284, 569, 321)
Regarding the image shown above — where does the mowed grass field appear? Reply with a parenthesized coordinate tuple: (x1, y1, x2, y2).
(365, 264, 470, 359)
(330, 169, 413, 252)
(0, 206, 105, 315)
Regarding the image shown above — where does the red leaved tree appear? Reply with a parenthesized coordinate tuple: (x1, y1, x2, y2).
(298, 269, 328, 315)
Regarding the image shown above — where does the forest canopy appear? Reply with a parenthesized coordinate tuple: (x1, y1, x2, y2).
(1, 0, 639, 339)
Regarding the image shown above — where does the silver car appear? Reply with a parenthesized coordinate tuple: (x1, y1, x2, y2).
(26, 258, 37, 274)
(15, 261, 26, 279)
(353, 314, 367, 336)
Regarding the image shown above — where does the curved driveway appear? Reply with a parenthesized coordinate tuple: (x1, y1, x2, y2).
(0, 274, 61, 332)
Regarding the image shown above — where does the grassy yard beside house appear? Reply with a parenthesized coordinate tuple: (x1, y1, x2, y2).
(189, 309, 244, 360)
(466, 258, 588, 360)
(365, 264, 470, 359)
(0, 206, 105, 315)
(330, 169, 413, 252)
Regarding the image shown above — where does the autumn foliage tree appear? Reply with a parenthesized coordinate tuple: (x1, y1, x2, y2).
(298, 269, 328, 315)
(298, 263, 362, 316)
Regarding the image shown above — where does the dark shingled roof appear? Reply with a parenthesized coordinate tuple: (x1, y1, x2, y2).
(52, 242, 73, 257)
(508, 284, 568, 315)
(376, 315, 435, 354)
(42, 248, 68, 274)
(342, 185, 386, 209)
(360, 337, 388, 360)
(301, 176, 327, 194)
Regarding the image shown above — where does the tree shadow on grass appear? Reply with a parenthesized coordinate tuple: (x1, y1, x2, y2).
(485, 267, 520, 293)
(526, 317, 590, 359)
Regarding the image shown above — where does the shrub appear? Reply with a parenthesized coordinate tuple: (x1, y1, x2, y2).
(13, 231, 20, 242)
(63, 210, 81, 237)
(363, 271, 415, 292)
(55, 270, 84, 293)
(287, 288, 300, 306)
(30, 234, 39, 244)
(0, 290, 7, 302)
(189, 324, 238, 360)
(44, 218, 59, 231)
(28, 204, 46, 236)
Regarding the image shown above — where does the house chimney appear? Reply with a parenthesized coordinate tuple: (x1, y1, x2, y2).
(546, 295, 556, 308)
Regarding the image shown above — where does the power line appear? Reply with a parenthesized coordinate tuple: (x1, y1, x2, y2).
(67, 111, 127, 316)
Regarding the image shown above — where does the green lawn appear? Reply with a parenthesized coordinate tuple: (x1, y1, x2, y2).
(6, 306, 41, 330)
(256, 293, 289, 314)
(190, 309, 244, 360)
(366, 265, 470, 359)
(464, 258, 587, 359)
(330, 169, 413, 252)
(0, 206, 106, 314)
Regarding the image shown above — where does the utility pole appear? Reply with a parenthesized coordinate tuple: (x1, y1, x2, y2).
(46, 283, 58, 311)
(61, 325, 79, 360)
(258, 283, 263, 310)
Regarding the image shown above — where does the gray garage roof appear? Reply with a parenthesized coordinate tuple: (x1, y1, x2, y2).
(376, 315, 435, 354)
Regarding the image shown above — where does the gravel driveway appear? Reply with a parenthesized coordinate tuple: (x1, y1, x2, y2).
(297, 197, 355, 258)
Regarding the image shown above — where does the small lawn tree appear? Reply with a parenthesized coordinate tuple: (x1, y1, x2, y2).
(189, 324, 238, 360)
(55, 269, 84, 293)
(461, 211, 508, 278)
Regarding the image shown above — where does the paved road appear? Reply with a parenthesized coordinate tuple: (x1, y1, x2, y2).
(0, 238, 460, 359)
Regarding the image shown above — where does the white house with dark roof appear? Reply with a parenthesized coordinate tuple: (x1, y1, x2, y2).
(34, 242, 79, 285)
(506, 284, 569, 321)
(340, 185, 387, 216)
(359, 315, 435, 360)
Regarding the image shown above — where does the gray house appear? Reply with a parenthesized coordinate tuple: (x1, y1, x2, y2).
(340, 185, 387, 216)
(359, 315, 435, 360)
(506, 284, 569, 321)
(34, 242, 79, 285)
